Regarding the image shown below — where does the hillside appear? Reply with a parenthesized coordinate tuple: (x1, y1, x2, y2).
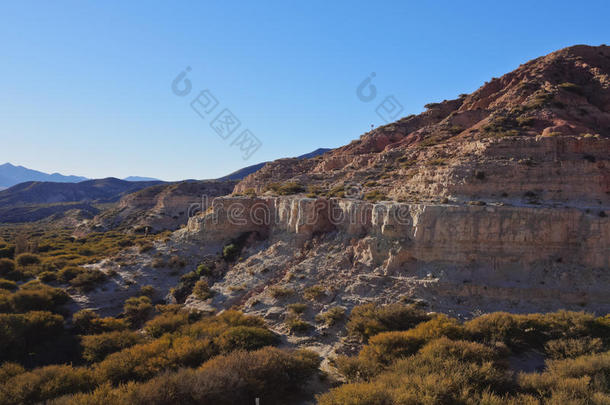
(0, 178, 163, 223)
(0, 162, 87, 189)
(72, 45, 609, 326)
(235, 45, 610, 207)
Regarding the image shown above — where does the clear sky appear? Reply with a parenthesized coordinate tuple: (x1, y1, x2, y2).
(1, 1, 608, 181)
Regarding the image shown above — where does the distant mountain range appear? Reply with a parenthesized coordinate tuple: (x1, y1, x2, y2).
(0, 163, 162, 190)
(0, 163, 87, 189)
(0, 148, 332, 223)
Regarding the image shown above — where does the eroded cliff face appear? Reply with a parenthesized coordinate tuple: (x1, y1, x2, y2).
(179, 196, 609, 323)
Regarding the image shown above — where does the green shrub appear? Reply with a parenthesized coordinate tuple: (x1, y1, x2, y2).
(144, 311, 190, 338)
(62, 347, 319, 405)
(222, 244, 239, 261)
(303, 285, 326, 301)
(347, 303, 431, 341)
(315, 306, 345, 326)
(0, 278, 17, 291)
(215, 326, 278, 352)
(139, 285, 156, 298)
(72, 310, 129, 335)
(69, 269, 106, 291)
(286, 316, 313, 333)
(0, 258, 15, 276)
(0, 311, 64, 362)
(81, 330, 144, 362)
(124, 296, 154, 327)
(192, 279, 213, 300)
(9, 283, 69, 313)
(16, 253, 40, 266)
(0, 364, 95, 405)
(288, 302, 308, 315)
(57, 266, 84, 282)
(268, 286, 294, 299)
(544, 337, 604, 359)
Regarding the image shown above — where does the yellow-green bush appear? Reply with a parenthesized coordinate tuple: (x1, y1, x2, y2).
(94, 335, 216, 384)
(56, 347, 320, 405)
(0, 311, 64, 361)
(0, 364, 94, 405)
(346, 303, 431, 341)
(215, 326, 278, 352)
(144, 311, 190, 338)
(123, 296, 154, 327)
(72, 309, 129, 334)
(81, 330, 144, 362)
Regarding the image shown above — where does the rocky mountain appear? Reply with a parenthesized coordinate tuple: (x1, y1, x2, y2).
(79, 45, 609, 342)
(0, 162, 87, 189)
(235, 45, 610, 207)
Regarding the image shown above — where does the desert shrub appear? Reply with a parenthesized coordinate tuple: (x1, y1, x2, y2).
(0, 245, 15, 259)
(61, 347, 320, 405)
(363, 190, 386, 202)
(215, 326, 278, 352)
(268, 285, 294, 299)
(0, 258, 15, 276)
(0, 364, 95, 405)
(57, 266, 84, 282)
(518, 351, 610, 401)
(0, 278, 17, 291)
(544, 337, 604, 359)
(286, 316, 313, 333)
(69, 269, 106, 291)
(0, 362, 25, 384)
(359, 331, 424, 367)
(16, 253, 40, 266)
(139, 285, 156, 298)
(323, 337, 512, 405)
(94, 335, 216, 384)
(192, 279, 213, 300)
(123, 296, 154, 327)
(266, 182, 305, 195)
(179, 271, 199, 283)
(38, 271, 57, 282)
(81, 330, 144, 362)
(9, 282, 69, 313)
(288, 302, 308, 314)
(144, 311, 190, 338)
(303, 284, 326, 301)
(0, 311, 64, 361)
(465, 311, 603, 351)
(316, 306, 346, 326)
(347, 303, 431, 341)
(72, 310, 129, 334)
(196, 263, 213, 277)
(222, 243, 239, 261)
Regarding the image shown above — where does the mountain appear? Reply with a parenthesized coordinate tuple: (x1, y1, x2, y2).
(0, 178, 164, 222)
(0, 163, 87, 189)
(216, 148, 331, 181)
(235, 45, 610, 206)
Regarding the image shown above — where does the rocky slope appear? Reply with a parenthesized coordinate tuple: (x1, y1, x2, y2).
(74, 45, 610, 361)
(83, 180, 237, 234)
(235, 45, 610, 207)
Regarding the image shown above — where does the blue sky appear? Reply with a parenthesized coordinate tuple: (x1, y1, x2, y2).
(1, 1, 608, 181)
